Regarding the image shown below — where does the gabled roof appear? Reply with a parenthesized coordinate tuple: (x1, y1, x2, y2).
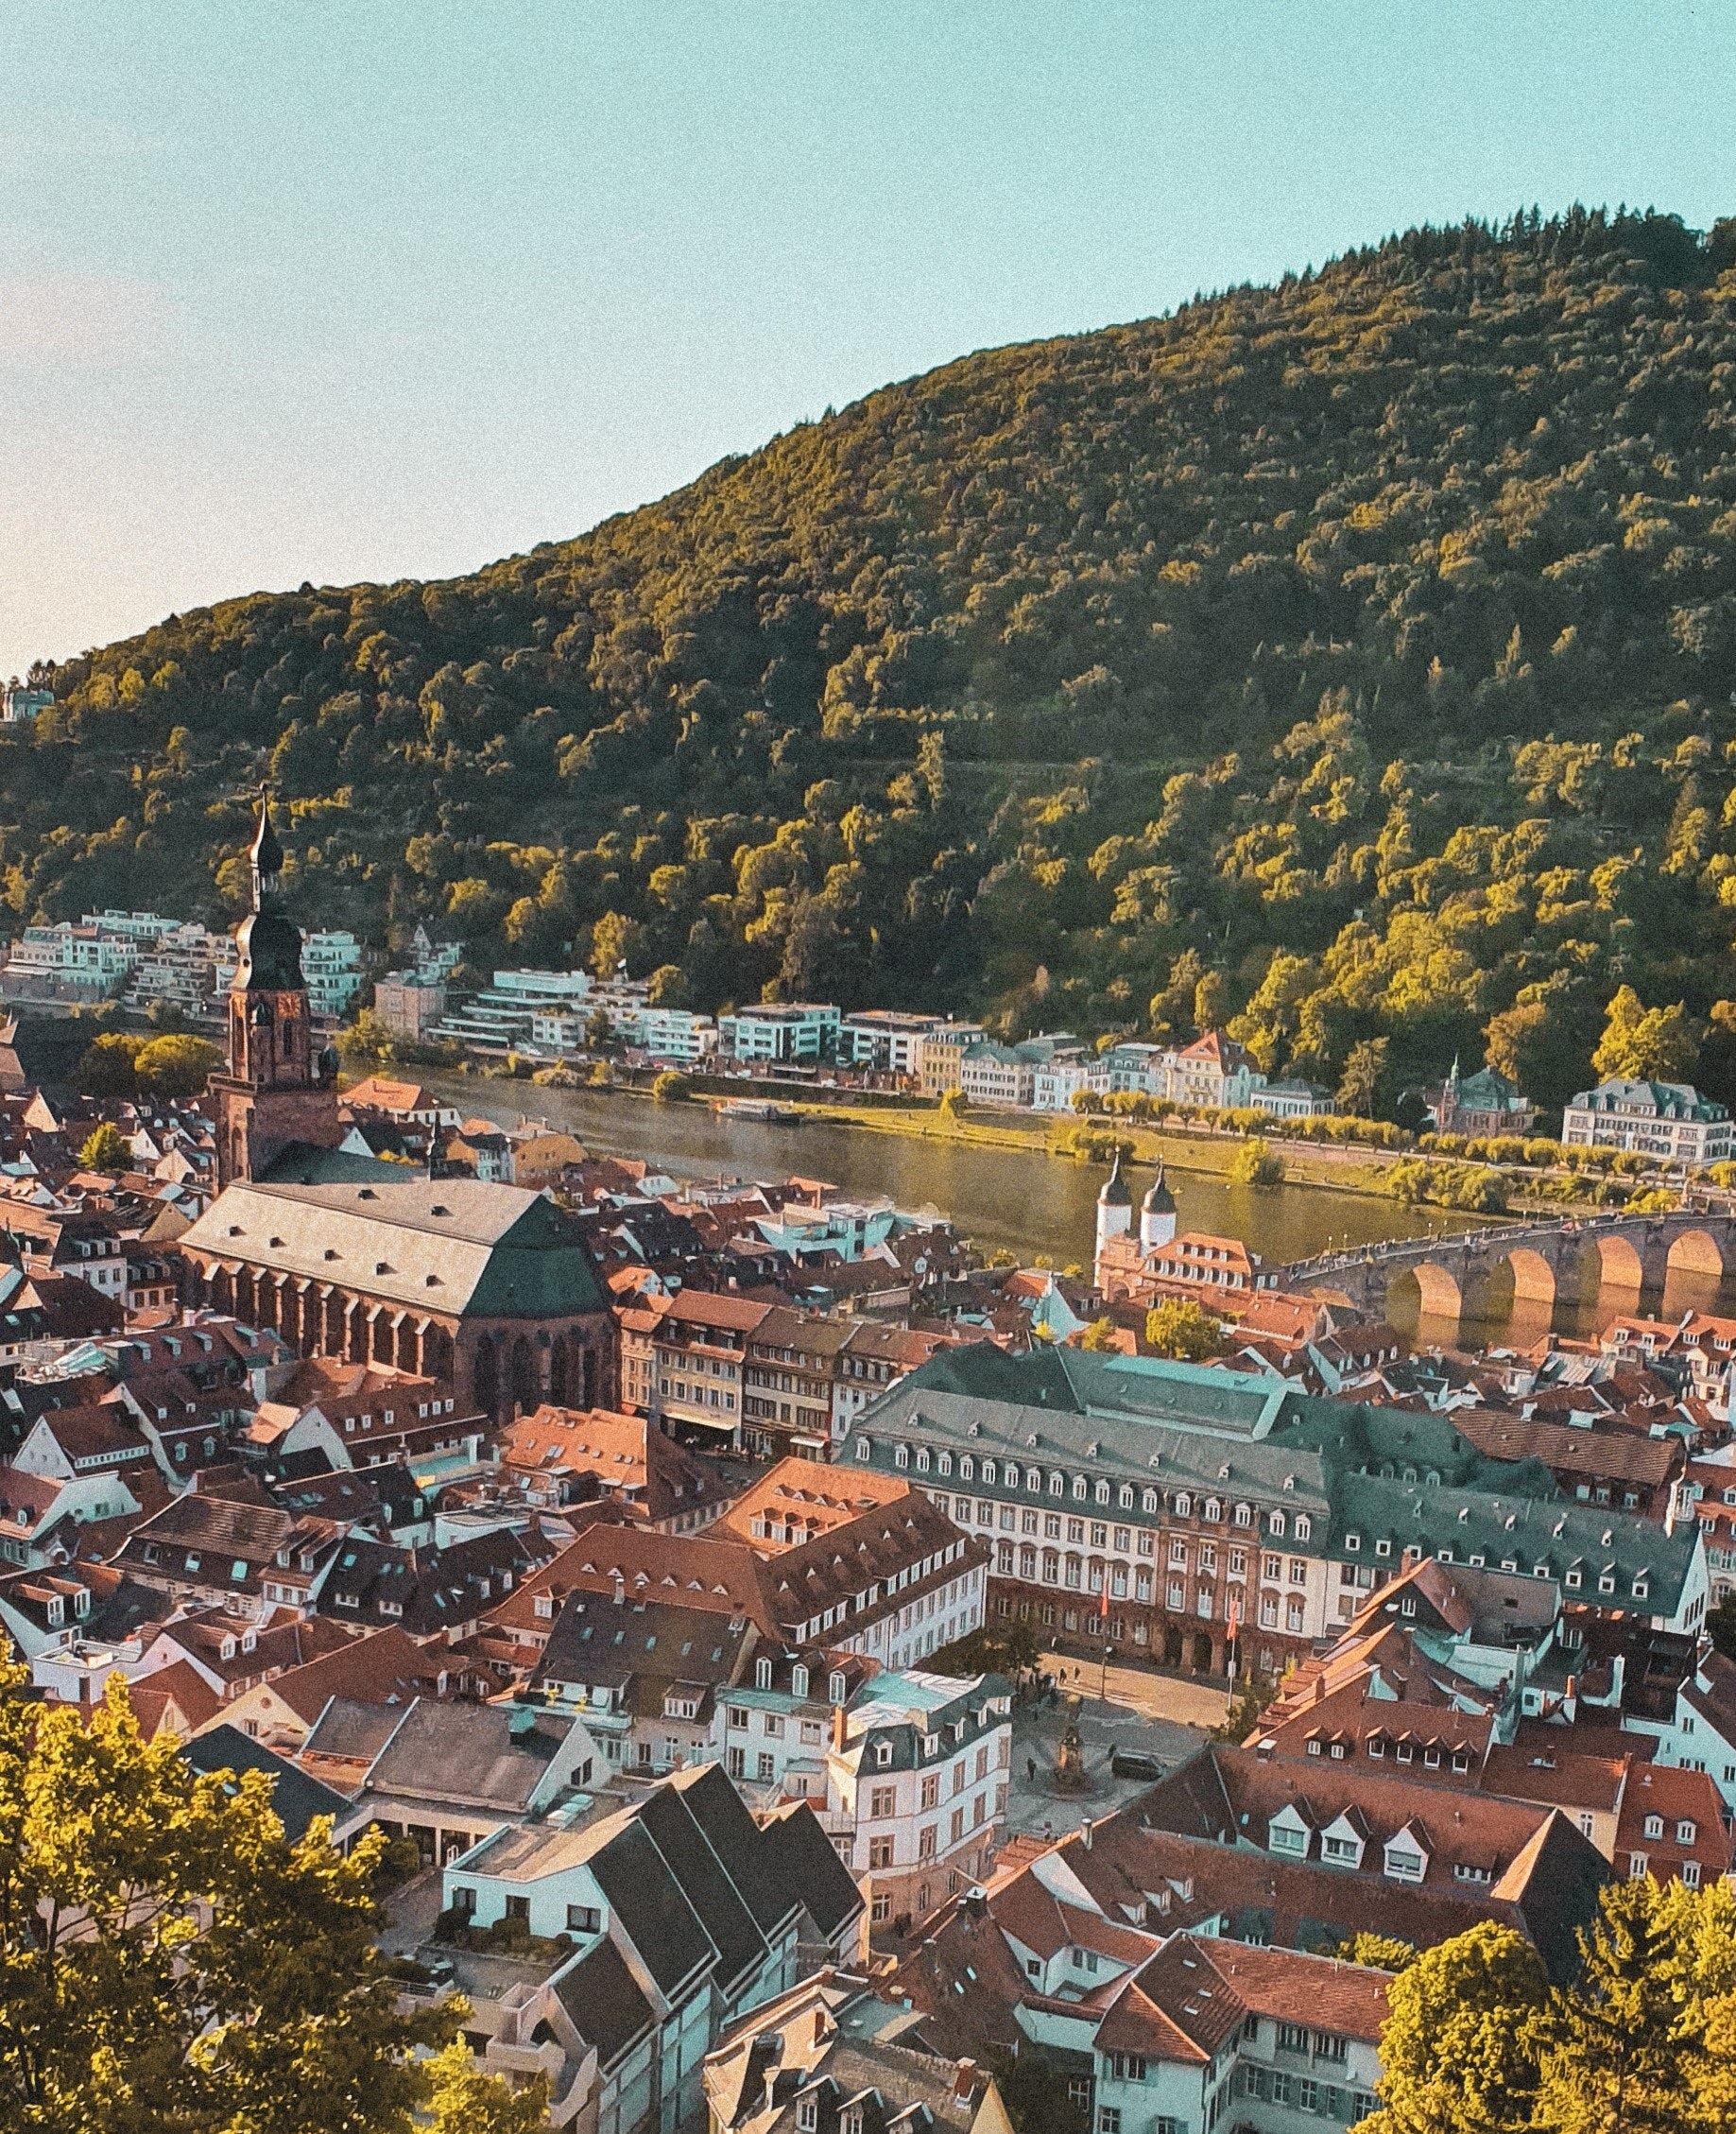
(180, 1176, 604, 1318)
(550, 1937, 654, 2070)
(181, 1724, 348, 1843)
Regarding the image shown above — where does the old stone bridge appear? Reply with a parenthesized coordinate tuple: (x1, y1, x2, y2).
(1281, 1209, 1736, 1325)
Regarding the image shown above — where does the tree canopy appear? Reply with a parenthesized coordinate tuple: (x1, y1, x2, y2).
(0, 1657, 542, 2132)
(16, 210, 1736, 1107)
(1368, 1879, 1736, 2134)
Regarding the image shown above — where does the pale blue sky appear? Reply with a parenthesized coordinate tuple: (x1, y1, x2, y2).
(4, 0, 1734, 679)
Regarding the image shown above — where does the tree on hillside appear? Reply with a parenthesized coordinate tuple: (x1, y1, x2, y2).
(1143, 1299, 1227, 1361)
(77, 1122, 133, 1175)
(134, 1033, 224, 1099)
(1591, 985, 1701, 1084)
(0, 1655, 538, 2130)
(1336, 1039, 1389, 1120)
(75, 1030, 144, 1098)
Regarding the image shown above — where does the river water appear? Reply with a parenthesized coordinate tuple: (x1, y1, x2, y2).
(426, 1077, 1481, 1273)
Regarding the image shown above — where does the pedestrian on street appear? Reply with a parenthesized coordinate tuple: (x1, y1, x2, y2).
(1026, 1755, 1037, 1781)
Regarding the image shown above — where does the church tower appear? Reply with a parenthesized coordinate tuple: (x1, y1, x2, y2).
(212, 794, 341, 1188)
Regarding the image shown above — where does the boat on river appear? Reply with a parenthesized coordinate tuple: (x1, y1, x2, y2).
(711, 1096, 802, 1124)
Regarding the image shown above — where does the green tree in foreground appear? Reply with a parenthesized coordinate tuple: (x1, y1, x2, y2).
(938, 1088, 968, 1123)
(1337, 1933, 1420, 1975)
(1368, 1919, 1548, 2134)
(1709, 1590, 1736, 1661)
(77, 1121, 134, 1175)
(1368, 1882, 1736, 2134)
(1079, 1316, 1123, 1351)
(650, 1069, 690, 1102)
(133, 1032, 224, 1098)
(0, 1654, 543, 2132)
(1143, 1298, 1227, 1361)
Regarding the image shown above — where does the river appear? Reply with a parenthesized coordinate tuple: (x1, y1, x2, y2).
(424, 1077, 1481, 1273)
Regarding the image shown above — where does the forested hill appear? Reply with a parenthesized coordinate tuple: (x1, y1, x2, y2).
(15, 206, 1736, 1107)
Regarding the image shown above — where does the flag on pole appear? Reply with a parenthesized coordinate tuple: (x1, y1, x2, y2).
(1097, 1570, 1109, 1619)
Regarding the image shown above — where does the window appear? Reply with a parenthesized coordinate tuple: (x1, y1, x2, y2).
(870, 1785, 897, 1817)
(1676, 1820, 1698, 1845)
(1096, 2112, 1121, 2134)
(1629, 1852, 1649, 1879)
(1644, 1814, 1664, 1841)
(729, 1705, 748, 1730)
(868, 1836, 895, 1871)
(566, 1903, 600, 1934)
(1683, 1860, 1702, 1889)
(450, 1884, 475, 1915)
(1108, 2054, 1146, 2081)
(1385, 1847, 1424, 1881)
(874, 1741, 893, 1768)
(1278, 2022, 1308, 2053)
(921, 1773, 940, 1810)
(505, 1895, 529, 1921)
(798, 2099, 818, 2134)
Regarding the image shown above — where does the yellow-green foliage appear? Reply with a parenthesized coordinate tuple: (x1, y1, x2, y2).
(14, 211, 1736, 1119)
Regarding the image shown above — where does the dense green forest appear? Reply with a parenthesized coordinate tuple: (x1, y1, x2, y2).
(14, 207, 1736, 1110)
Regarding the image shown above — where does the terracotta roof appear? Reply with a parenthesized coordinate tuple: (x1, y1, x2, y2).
(715, 1456, 912, 1546)
(1452, 1407, 1679, 1488)
(1482, 1743, 1628, 1816)
(247, 1624, 448, 1725)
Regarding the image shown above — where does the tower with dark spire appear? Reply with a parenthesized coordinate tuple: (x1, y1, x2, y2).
(1139, 1162, 1177, 1251)
(212, 793, 341, 1187)
(1093, 1144, 1133, 1285)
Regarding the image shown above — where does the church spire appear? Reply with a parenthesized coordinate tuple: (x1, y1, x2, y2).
(249, 787, 285, 909)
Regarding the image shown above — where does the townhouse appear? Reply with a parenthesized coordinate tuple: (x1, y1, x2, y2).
(497, 1403, 728, 1530)
(825, 1669, 1012, 1932)
(438, 1764, 863, 2133)
(329, 1694, 606, 1867)
(704, 1970, 1009, 2134)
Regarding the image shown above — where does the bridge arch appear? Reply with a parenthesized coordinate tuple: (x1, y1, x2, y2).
(1502, 1247, 1557, 1306)
(1667, 1227, 1727, 1281)
(1388, 1259, 1464, 1321)
(1593, 1232, 1646, 1291)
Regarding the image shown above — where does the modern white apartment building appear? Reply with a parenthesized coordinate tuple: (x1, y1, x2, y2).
(433, 967, 594, 1050)
(837, 1010, 946, 1076)
(717, 1002, 841, 1064)
(123, 922, 238, 1020)
(1562, 1077, 1732, 1163)
(300, 930, 364, 1019)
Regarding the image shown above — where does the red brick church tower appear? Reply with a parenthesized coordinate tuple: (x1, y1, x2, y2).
(211, 794, 343, 1187)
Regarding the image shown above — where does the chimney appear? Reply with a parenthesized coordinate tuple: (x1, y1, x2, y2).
(1313, 1675, 1325, 1704)
(813, 2006, 831, 2045)
(1081, 1816, 1092, 1850)
(953, 2060, 978, 2107)
(832, 1704, 847, 1752)
(611, 1569, 625, 1607)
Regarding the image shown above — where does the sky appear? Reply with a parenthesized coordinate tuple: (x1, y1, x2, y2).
(4, 0, 1736, 680)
